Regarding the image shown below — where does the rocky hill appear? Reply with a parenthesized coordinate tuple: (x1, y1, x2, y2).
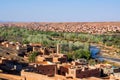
(0, 22, 120, 34)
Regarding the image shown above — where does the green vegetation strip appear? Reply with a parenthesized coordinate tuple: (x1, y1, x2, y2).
(0, 27, 120, 60)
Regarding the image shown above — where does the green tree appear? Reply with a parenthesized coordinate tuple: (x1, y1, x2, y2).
(29, 52, 39, 62)
(74, 49, 90, 60)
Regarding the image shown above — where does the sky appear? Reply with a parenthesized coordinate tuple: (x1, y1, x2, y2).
(0, 0, 120, 22)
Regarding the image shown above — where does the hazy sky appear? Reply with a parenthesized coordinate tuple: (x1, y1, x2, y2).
(0, 0, 120, 22)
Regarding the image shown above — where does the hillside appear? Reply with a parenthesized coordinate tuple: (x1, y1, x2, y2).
(0, 22, 120, 34)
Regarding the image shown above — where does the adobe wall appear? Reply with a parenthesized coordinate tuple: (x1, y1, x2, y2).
(76, 68, 100, 78)
(21, 70, 54, 80)
(36, 65, 57, 75)
(60, 66, 69, 76)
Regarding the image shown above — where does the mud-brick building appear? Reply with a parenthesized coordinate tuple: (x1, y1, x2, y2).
(29, 43, 50, 55)
(36, 53, 67, 63)
(60, 64, 100, 78)
(24, 61, 57, 76)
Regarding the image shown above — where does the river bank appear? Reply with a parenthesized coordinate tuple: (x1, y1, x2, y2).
(90, 45, 120, 66)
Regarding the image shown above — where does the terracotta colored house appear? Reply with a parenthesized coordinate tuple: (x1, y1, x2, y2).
(24, 61, 57, 76)
(60, 64, 100, 78)
(29, 43, 50, 55)
(36, 54, 67, 63)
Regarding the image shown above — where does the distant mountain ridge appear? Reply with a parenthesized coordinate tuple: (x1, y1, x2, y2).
(0, 22, 120, 34)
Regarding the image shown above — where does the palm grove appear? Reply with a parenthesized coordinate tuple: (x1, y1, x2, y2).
(0, 27, 120, 61)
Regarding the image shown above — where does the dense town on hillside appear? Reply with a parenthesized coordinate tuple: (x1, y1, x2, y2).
(0, 22, 120, 80)
(0, 22, 120, 34)
(1, 0, 120, 80)
(0, 39, 120, 80)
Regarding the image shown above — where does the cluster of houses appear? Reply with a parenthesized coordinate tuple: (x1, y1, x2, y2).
(0, 22, 120, 34)
(0, 39, 120, 80)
